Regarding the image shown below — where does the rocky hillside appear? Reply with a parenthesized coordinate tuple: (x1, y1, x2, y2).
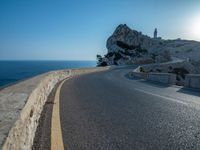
(97, 24, 200, 73)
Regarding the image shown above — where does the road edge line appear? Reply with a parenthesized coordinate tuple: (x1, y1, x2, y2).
(51, 78, 69, 150)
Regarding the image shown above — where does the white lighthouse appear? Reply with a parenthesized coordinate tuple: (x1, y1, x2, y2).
(154, 28, 157, 38)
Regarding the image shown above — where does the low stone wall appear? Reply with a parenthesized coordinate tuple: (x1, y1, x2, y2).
(185, 74, 200, 89)
(129, 72, 148, 79)
(139, 58, 198, 74)
(130, 71, 176, 85)
(130, 68, 200, 89)
(1, 70, 71, 150)
(0, 67, 108, 150)
(147, 73, 176, 84)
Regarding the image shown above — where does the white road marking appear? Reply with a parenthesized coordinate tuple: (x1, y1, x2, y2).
(135, 88, 188, 106)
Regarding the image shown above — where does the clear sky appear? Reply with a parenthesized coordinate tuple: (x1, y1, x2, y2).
(0, 0, 200, 60)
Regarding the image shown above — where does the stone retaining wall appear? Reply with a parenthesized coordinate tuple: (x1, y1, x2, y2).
(130, 71, 176, 85)
(0, 67, 108, 150)
(185, 74, 200, 89)
(129, 72, 148, 79)
(1, 70, 71, 150)
(147, 73, 176, 84)
(130, 69, 200, 89)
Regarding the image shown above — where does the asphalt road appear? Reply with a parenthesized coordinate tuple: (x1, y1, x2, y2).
(33, 67, 200, 150)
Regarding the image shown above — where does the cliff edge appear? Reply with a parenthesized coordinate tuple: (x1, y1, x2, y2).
(97, 24, 200, 74)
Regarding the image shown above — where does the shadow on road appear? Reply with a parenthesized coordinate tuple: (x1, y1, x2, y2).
(177, 87, 200, 97)
(125, 71, 200, 97)
(125, 73, 170, 88)
(138, 80, 171, 88)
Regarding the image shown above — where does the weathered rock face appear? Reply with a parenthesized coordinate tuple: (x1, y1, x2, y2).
(99, 24, 200, 68)
(106, 24, 153, 53)
(102, 24, 171, 66)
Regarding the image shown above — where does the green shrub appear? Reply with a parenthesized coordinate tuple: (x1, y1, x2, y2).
(172, 67, 189, 79)
(100, 61, 107, 66)
(114, 52, 122, 61)
(139, 67, 145, 72)
(96, 54, 103, 62)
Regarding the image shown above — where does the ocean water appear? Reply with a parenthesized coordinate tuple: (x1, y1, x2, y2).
(0, 61, 96, 87)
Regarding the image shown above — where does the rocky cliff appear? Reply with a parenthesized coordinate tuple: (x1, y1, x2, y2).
(97, 24, 200, 74)
(106, 24, 153, 54)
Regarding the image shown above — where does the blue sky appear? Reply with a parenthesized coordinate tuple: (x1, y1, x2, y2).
(0, 0, 200, 60)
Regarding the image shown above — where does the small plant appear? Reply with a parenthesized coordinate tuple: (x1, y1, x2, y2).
(96, 54, 103, 62)
(100, 61, 108, 66)
(172, 67, 189, 79)
(139, 67, 145, 73)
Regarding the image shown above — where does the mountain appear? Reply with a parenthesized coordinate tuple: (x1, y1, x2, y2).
(97, 24, 200, 74)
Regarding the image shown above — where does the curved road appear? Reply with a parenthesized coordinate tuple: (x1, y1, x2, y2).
(33, 67, 200, 150)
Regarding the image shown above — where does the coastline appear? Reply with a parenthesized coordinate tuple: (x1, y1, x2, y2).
(0, 60, 97, 88)
(0, 65, 96, 91)
(0, 67, 109, 150)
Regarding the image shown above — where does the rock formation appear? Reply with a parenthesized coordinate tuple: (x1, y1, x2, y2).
(97, 24, 200, 75)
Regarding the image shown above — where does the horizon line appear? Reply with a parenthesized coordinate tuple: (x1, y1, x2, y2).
(0, 59, 97, 61)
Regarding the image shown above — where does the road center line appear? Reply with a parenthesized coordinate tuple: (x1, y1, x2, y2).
(51, 78, 70, 150)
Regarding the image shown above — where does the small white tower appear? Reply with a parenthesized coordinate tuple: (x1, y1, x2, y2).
(154, 28, 157, 38)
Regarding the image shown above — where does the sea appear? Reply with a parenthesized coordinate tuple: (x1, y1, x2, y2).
(0, 60, 96, 87)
